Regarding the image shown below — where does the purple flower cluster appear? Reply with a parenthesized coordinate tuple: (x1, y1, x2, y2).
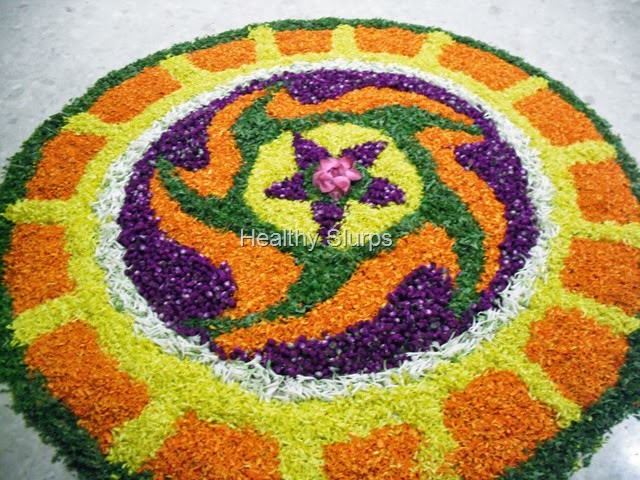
(255, 264, 463, 378)
(311, 201, 344, 241)
(292, 132, 329, 169)
(152, 78, 266, 170)
(117, 152, 237, 342)
(283, 70, 373, 103)
(113, 83, 273, 341)
(267, 135, 393, 234)
(264, 172, 308, 201)
(153, 105, 216, 170)
(341, 141, 388, 167)
(360, 177, 406, 207)
(454, 135, 539, 322)
(282, 70, 481, 119)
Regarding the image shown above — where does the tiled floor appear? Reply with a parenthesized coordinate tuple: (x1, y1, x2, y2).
(1, 1, 639, 479)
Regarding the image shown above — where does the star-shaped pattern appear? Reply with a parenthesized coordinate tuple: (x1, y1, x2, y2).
(264, 133, 407, 238)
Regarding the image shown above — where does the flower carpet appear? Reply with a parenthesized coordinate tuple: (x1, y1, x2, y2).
(1, 18, 639, 480)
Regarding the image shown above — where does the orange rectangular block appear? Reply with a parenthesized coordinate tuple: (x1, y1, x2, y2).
(323, 424, 423, 480)
(189, 39, 256, 72)
(570, 160, 640, 224)
(526, 307, 629, 408)
(275, 29, 333, 55)
(25, 321, 149, 453)
(443, 370, 558, 480)
(88, 66, 181, 123)
(514, 89, 603, 146)
(439, 42, 529, 91)
(561, 238, 640, 315)
(141, 411, 281, 480)
(354, 26, 424, 57)
(4, 224, 75, 314)
(26, 132, 106, 200)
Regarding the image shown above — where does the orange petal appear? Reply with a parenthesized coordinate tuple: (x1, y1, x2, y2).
(561, 238, 640, 315)
(526, 307, 629, 408)
(25, 321, 149, 453)
(514, 90, 602, 146)
(149, 173, 301, 318)
(4, 224, 75, 314)
(275, 29, 333, 55)
(266, 86, 474, 125)
(26, 132, 106, 200)
(88, 67, 181, 123)
(439, 42, 529, 91)
(189, 39, 256, 72)
(443, 370, 558, 480)
(177, 90, 266, 197)
(141, 411, 281, 480)
(354, 26, 425, 57)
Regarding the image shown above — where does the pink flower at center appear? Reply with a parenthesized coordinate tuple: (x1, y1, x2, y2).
(311, 156, 363, 201)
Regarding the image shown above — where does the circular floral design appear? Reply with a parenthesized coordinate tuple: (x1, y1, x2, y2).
(1, 19, 639, 480)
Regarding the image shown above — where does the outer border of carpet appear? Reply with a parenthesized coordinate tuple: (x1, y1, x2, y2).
(0, 18, 638, 480)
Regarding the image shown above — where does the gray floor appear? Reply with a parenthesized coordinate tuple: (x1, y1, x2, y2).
(0, 1, 639, 479)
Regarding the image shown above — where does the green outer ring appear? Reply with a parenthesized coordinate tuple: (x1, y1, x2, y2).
(0, 18, 638, 480)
